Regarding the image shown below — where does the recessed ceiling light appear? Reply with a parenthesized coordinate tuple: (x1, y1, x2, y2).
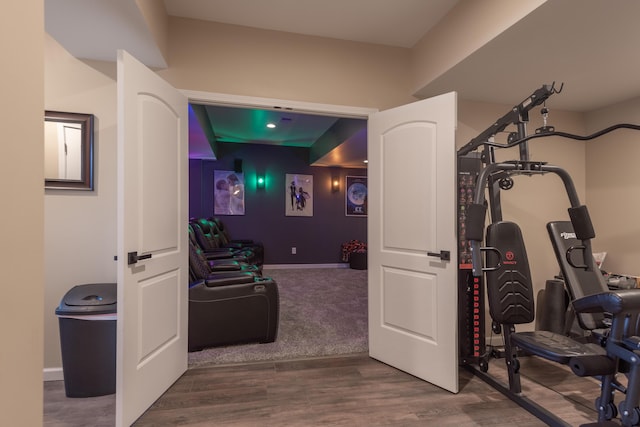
(266, 123, 276, 129)
(363, 160, 368, 164)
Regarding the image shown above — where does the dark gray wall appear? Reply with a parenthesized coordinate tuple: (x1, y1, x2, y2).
(189, 142, 367, 264)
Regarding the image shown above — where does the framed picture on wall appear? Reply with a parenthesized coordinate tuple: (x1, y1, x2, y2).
(214, 170, 245, 215)
(346, 176, 367, 217)
(285, 173, 313, 217)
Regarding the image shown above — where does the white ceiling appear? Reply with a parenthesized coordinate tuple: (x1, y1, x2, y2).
(45, 0, 640, 165)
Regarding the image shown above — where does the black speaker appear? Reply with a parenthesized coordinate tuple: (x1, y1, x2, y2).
(234, 158, 243, 173)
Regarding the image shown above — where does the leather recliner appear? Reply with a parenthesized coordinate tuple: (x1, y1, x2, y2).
(191, 219, 258, 265)
(188, 236, 279, 352)
(189, 223, 262, 275)
(188, 237, 260, 279)
(188, 223, 248, 263)
(189, 276, 279, 351)
(210, 217, 264, 265)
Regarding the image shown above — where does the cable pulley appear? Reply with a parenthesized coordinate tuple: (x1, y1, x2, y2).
(498, 177, 514, 190)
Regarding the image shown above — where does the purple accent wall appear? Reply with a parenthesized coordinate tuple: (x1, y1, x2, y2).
(189, 142, 367, 264)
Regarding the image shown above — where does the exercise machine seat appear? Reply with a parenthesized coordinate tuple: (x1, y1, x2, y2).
(547, 221, 609, 330)
(511, 330, 606, 364)
(485, 221, 535, 325)
(485, 221, 615, 375)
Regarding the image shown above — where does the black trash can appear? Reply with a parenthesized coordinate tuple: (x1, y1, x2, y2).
(55, 283, 117, 398)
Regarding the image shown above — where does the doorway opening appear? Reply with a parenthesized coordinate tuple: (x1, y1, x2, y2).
(186, 91, 374, 365)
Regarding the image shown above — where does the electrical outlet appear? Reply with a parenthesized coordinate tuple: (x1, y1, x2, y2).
(291, 247, 297, 255)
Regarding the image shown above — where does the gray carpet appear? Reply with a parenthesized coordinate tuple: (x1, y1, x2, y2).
(188, 267, 368, 367)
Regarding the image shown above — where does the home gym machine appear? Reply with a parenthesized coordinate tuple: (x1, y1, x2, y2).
(457, 82, 640, 426)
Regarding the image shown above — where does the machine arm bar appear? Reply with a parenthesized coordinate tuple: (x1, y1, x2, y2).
(458, 83, 560, 156)
(472, 123, 640, 152)
(470, 163, 582, 215)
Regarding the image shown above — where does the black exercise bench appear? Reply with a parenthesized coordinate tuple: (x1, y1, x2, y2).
(483, 219, 640, 426)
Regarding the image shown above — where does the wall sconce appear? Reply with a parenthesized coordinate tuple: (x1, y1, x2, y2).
(331, 178, 340, 193)
(256, 174, 265, 189)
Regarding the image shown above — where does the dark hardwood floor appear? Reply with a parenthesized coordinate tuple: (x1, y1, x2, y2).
(44, 353, 605, 426)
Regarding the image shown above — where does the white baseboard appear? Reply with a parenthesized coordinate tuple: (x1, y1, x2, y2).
(263, 263, 349, 270)
(44, 367, 63, 382)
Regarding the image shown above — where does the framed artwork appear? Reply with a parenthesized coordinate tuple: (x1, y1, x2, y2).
(285, 173, 313, 217)
(346, 176, 367, 217)
(214, 170, 245, 215)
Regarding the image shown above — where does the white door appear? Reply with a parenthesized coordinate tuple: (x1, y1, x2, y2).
(116, 50, 189, 426)
(57, 123, 82, 180)
(368, 92, 458, 393)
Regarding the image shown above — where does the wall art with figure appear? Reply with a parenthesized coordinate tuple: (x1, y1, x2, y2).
(346, 176, 367, 216)
(285, 173, 313, 217)
(214, 170, 245, 215)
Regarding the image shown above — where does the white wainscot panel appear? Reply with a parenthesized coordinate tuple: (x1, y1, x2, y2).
(382, 267, 437, 342)
(138, 270, 179, 364)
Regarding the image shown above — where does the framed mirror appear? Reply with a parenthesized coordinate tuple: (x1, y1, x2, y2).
(44, 111, 94, 190)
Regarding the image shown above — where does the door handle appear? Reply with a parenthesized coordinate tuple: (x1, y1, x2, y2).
(128, 251, 152, 265)
(427, 250, 450, 261)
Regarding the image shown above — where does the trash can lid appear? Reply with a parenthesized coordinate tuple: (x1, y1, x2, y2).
(55, 283, 117, 316)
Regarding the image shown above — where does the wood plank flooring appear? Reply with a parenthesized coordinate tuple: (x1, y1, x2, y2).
(44, 380, 115, 427)
(44, 353, 606, 426)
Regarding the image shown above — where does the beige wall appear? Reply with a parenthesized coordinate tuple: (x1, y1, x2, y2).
(584, 97, 640, 276)
(458, 100, 587, 331)
(0, 2, 44, 425)
(136, 0, 169, 63)
(157, 18, 416, 110)
(44, 35, 117, 370)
